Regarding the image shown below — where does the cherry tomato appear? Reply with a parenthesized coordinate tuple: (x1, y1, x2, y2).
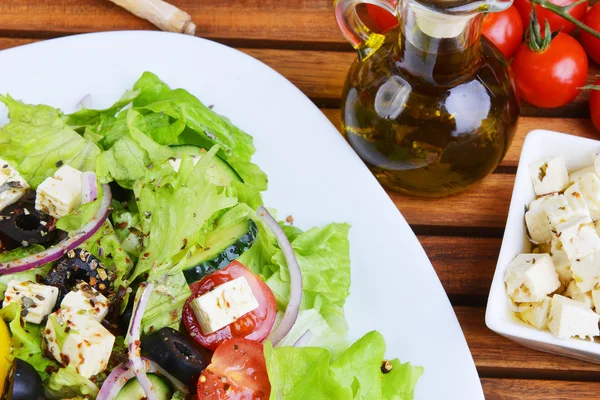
(197, 338, 270, 400)
(590, 78, 600, 132)
(365, 3, 398, 33)
(512, 32, 588, 108)
(580, 4, 600, 65)
(482, 6, 524, 59)
(183, 261, 277, 350)
(513, 0, 588, 34)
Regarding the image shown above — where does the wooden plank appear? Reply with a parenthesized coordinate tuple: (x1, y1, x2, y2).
(456, 307, 600, 380)
(482, 378, 600, 399)
(421, 236, 498, 299)
(0, 0, 346, 44)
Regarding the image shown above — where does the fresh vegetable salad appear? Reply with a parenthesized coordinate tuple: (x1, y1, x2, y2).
(0, 72, 422, 400)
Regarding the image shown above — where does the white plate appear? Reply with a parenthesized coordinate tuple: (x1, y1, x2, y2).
(0, 31, 483, 399)
(486, 130, 600, 364)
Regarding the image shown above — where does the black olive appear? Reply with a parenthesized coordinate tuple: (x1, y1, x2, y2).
(141, 327, 207, 386)
(5, 358, 45, 400)
(44, 248, 113, 303)
(0, 191, 57, 250)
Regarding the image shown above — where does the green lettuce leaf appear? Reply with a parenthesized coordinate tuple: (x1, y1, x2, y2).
(95, 109, 175, 187)
(265, 331, 423, 400)
(140, 270, 191, 335)
(131, 147, 237, 280)
(131, 72, 267, 191)
(65, 89, 139, 129)
(56, 187, 102, 232)
(0, 303, 58, 381)
(45, 365, 99, 399)
(0, 95, 101, 188)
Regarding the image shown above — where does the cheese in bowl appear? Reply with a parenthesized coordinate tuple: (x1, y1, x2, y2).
(505, 153, 600, 340)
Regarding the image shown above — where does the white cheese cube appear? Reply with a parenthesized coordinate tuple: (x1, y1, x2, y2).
(168, 156, 200, 173)
(61, 283, 109, 322)
(571, 252, 600, 292)
(44, 309, 115, 378)
(565, 280, 594, 308)
(544, 193, 591, 228)
(556, 216, 600, 261)
(550, 237, 572, 284)
(517, 296, 552, 329)
(573, 172, 600, 221)
(35, 165, 83, 218)
(592, 289, 600, 314)
(0, 159, 29, 212)
(569, 166, 596, 184)
(190, 276, 259, 334)
(2, 280, 58, 324)
(547, 295, 599, 339)
(529, 156, 570, 196)
(504, 254, 561, 303)
(525, 197, 553, 243)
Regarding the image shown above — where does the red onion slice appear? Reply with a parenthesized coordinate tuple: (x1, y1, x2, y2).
(97, 358, 188, 400)
(81, 171, 98, 204)
(257, 206, 303, 346)
(0, 184, 112, 275)
(128, 282, 157, 400)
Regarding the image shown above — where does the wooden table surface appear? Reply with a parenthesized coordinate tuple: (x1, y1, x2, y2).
(1, 1, 600, 398)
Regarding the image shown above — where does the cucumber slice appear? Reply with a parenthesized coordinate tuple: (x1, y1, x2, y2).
(183, 220, 258, 283)
(115, 374, 173, 400)
(170, 145, 241, 186)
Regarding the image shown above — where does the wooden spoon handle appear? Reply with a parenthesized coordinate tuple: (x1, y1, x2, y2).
(109, 0, 196, 35)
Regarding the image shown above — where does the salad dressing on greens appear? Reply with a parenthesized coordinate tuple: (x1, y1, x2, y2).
(0, 72, 422, 399)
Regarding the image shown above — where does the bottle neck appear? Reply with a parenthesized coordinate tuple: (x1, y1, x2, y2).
(395, 0, 484, 84)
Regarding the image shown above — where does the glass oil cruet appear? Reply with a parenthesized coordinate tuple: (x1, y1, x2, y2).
(335, 0, 519, 197)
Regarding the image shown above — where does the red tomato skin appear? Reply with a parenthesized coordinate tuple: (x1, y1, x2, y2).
(197, 338, 270, 400)
(365, 3, 398, 33)
(482, 6, 524, 59)
(591, 78, 600, 133)
(512, 33, 588, 108)
(183, 261, 277, 350)
(580, 4, 600, 65)
(513, 0, 588, 34)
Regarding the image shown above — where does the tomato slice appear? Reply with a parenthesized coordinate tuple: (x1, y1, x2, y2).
(183, 261, 277, 350)
(197, 338, 270, 400)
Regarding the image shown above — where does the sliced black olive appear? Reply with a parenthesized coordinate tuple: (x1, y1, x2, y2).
(0, 191, 57, 250)
(44, 248, 113, 303)
(141, 327, 207, 386)
(6, 358, 44, 400)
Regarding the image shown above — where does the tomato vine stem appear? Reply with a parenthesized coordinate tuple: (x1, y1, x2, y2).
(529, 0, 600, 39)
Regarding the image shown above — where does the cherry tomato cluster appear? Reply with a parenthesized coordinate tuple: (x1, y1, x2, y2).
(366, 1, 600, 130)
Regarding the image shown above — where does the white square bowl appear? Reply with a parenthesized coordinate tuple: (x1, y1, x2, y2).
(486, 129, 600, 364)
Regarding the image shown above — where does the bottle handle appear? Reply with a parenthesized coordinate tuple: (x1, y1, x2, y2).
(334, 0, 397, 60)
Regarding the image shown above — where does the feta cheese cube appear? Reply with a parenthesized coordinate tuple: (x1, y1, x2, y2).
(35, 165, 83, 218)
(569, 166, 596, 184)
(190, 276, 259, 334)
(556, 216, 600, 261)
(2, 280, 58, 324)
(573, 172, 600, 221)
(517, 296, 552, 329)
(525, 197, 553, 243)
(44, 309, 115, 378)
(544, 193, 591, 228)
(547, 295, 599, 339)
(168, 156, 200, 172)
(571, 252, 600, 292)
(565, 280, 594, 308)
(504, 254, 561, 303)
(550, 237, 572, 284)
(0, 159, 29, 212)
(529, 156, 570, 196)
(61, 282, 109, 322)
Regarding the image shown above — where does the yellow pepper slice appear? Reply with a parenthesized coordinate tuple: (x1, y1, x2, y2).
(0, 318, 10, 397)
